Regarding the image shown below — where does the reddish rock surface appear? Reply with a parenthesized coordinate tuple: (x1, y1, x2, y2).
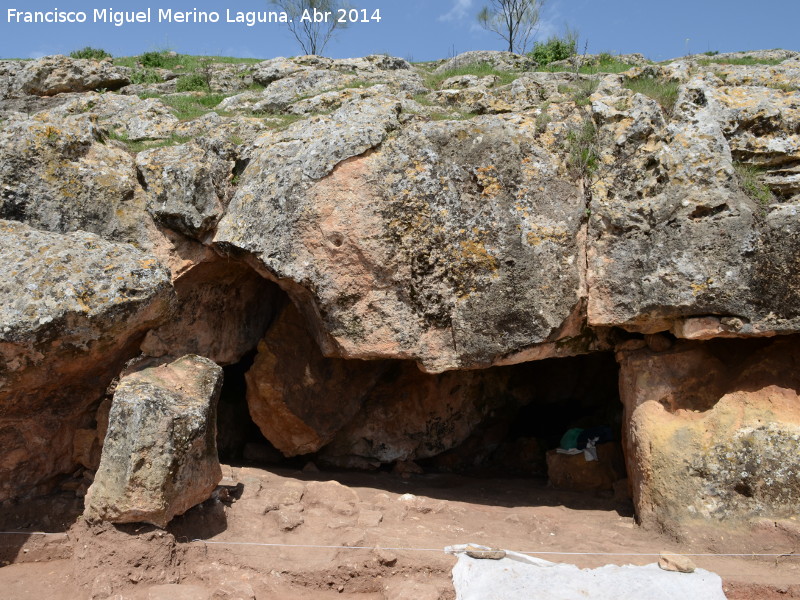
(0, 220, 174, 501)
(245, 302, 388, 457)
(141, 258, 280, 365)
(618, 337, 800, 532)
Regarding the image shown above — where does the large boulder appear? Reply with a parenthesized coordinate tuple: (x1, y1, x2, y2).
(13, 55, 130, 96)
(84, 355, 223, 527)
(141, 258, 280, 365)
(618, 336, 800, 531)
(434, 51, 535, 73)
(588, 74, 800, 337)
(0, 113, 154, 243)
(43, 92, 180, 141)
(215, 102, 588, 372)
(245, 302, 388, 456)
(136, 139, 235, 240)
(0, 220, 174, 500)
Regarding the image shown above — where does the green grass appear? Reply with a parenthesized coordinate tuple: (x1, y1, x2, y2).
(424, 62, 521, 90)
(735, 162, 776, 206)
(157, 93, 229, 120)
(623, 77, 680, 113)
(105, 130, 194, 153)
(411, 93, 435, 107)
(70, 47, 111, 60)
(697, 57, 782, 66)
(429, 111, 479, 121)
(540, 55, 638, 75)
(573, 79, 600, 106)
(114, 52, 262, 70)
(175, 73, 210, 92)
(263, 113, 309, 130)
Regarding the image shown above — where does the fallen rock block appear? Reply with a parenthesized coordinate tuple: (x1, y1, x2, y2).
(84, 355, 223, 527)
(14, 54, 130, 96)
(658, 552, 696, 573)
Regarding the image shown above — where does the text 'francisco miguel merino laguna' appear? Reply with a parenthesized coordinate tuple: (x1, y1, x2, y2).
(6, 7, 382, 27)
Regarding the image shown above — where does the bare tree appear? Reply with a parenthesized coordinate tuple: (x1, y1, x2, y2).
(477, 0, 544, 54)
(271, 0, 349, 56)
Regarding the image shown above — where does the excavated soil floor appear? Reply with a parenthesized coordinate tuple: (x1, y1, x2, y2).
(1, 465, 799, 599)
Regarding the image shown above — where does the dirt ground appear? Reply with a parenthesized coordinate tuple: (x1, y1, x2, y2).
(1, 465, 798, 599)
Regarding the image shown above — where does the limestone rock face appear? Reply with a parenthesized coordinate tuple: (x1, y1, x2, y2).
(84, 355, 223, 527)
(44, 92, 180, 141)
(217, 105, 586, 372)
(223, 54, 423, 115)
(136, 140, 235, 239)
(0, 113, 153, 243)
(588, 72, 800, 337)
(618, 337, 800, 531)
(434, 51, 535, 73)
(0, 220, 174, 500)
(320, 363, 511, 466)
(11, 55, 130, 96)
(141, 259, 280, 365)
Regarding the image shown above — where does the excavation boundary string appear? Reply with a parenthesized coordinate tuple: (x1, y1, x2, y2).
(0, 531, 63, 536)
(191, 539, 798, 558)
(0, 531, 795, 558)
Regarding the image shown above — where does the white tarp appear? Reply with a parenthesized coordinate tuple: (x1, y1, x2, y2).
(448, 545, 727, 600)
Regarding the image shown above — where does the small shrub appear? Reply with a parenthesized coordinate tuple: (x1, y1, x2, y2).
(566, 117, 599, 179)
(735, 162, 775, 206)
(139, 51, 174, 68)
(704, 50, 719, 56)
(530, 34, 577, 66)
(768, 82, 796, 92)
(572, 78, 599, 106)
(623, 77, 680, 114)
(129, 68, 162, 85)
(70, 47, 111, 60)
(535, 102, 551, 133)
(541, 54, 637, 75)
(176, 73, 210, 93)
(160, 93, 227, 120)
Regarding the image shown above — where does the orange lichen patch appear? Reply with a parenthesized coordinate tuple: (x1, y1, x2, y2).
(475, 165, 502, 198)
(138, 258, 159, 269)
(455, 129, 472, 141)
(458, 240, 498, 272)
(526, 225, 570, 246)
(690, 279, 713, 296)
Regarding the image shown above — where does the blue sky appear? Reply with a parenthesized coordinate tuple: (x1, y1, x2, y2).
(0, 1, 798, 62)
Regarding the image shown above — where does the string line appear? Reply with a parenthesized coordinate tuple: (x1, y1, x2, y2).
(0, 531, 794, 558)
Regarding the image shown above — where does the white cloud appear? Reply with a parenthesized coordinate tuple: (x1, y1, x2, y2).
(439, 0, 473, 22)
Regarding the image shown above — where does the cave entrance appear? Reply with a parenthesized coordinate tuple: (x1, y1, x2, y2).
(211, 284, 628, 498)
(423, 351, 627, 494)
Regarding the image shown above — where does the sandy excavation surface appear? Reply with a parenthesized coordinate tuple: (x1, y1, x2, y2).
(1, 465, 798, 599)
